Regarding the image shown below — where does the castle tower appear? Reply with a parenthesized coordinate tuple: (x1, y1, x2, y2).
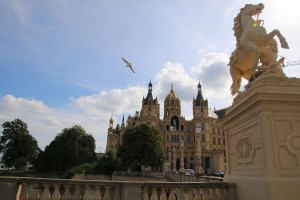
(164, 84, 181, 130)
(106, 114, 115, 150)
(139, 80, 160, 127)
(193, 81, 208, 119)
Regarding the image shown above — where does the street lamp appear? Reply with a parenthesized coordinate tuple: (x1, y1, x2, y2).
(195, 124, 204, 176)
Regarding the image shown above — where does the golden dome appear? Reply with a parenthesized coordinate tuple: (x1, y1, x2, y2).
(164, 84, 180, 102)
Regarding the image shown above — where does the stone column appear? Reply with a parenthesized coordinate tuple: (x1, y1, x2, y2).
(222, 75, 300, 200)
(172, 147, 177, 172)
(179, 140, 185, 174)
(195, 124, 205, 177)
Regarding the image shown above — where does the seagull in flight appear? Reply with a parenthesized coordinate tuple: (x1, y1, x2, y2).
(121, 57, 135, 73)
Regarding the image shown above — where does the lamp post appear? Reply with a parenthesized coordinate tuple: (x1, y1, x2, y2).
(179, 139, 185, 174)
(167, 150, 171, 172)
(172, 147, 177, 172)
(195, 124, 204, 177)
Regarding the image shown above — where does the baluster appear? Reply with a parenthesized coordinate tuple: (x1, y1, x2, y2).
(179, 187, 186, 200)
(151, 187, 158, 200)
(102, 185, 110, 200)
(209, 187, 213, 200)
(159, 187, 167, 200)
(73, 184, 81, 200)
(185, 187, 193, 200)
(94, 186, 101, 200)
(61, 184, 71, 200)
(203, 187, 209, 200)
(142, 186, 149, 200)
(40, 184, 50, 200)
(82, 185, 92, 200)
(209, 187, 214, 200)
(19, 183, 28, 200)
(51, 184, 60, 200)
(213, 187, 220, 200)
(194, 187, 202, 200)
(28, 184, 40, 200)
(219, 187, 225, 200)
(109, 186, 115, 200)
(113, 185, 121, 200)
(168, 187, 177, 200)
(100, 186, 105, 200)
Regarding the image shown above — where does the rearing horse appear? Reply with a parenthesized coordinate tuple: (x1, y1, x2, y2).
(228, 3, 289, 95)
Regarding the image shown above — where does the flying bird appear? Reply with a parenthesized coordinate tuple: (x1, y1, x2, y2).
(121, 57, 135, 73)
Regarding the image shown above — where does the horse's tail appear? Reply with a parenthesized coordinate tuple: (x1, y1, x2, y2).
(228, 47, 240, 67)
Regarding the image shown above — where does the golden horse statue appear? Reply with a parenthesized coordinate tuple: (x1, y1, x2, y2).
(228, 3, 289, 95)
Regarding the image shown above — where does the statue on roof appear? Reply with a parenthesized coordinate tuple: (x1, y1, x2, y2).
(228, 3, 289, 95)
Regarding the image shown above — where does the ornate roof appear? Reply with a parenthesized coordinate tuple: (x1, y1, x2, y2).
(164, 84, 180, 102)
(109, 114, 114, 124)
(194, 81, 207, 106)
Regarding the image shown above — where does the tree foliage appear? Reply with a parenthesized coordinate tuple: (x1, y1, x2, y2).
(0, 119, 40, 169)
(95, 149, 119, 180)
(35, 125, 97, 172)
(117, 124, 164, 171)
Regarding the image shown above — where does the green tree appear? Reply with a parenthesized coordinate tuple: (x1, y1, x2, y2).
(117, 124, 164, 171)
(95, 150, 119, 180)
(0, 119, 40, 169)
(35, 125, 97, 172)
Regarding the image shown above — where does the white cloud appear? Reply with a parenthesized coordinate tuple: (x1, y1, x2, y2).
(155, 62, 198, 102)
(0, 85, 147, 152)
(191, 52, 233, 108)
(71, 86, 146, 118)
(9, 0, 31, 26)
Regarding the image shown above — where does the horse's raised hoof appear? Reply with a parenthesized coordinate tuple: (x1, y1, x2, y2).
(280, 39, 289, 49)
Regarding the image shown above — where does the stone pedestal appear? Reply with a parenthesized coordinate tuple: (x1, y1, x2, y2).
(222, 74, 300, 200)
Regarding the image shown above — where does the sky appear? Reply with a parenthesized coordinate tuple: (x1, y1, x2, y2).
(1, 0, 300, 152)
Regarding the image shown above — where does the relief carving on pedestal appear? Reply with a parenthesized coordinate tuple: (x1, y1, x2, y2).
(235, 137, 253, 163)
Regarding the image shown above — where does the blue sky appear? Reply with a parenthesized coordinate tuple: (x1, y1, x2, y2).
(1, 0, 300, 152)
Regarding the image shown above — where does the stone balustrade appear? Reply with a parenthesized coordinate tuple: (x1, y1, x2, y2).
(0, 176, 236, 200)
(165, 172, 224, 183)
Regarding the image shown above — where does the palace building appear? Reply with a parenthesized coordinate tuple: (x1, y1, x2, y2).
(106, 81, 226, 174)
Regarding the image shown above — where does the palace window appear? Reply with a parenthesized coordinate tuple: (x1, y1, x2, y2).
(181, 135, 184, 141)
(187, 135, 191, 143)
(187, 125, 191, 132)
(202, 134, 205, 142)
